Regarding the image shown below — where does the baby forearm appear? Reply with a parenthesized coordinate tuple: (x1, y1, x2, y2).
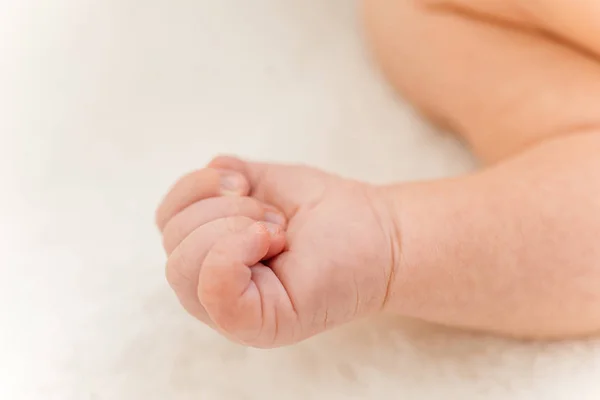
(384, 131, 600, 338)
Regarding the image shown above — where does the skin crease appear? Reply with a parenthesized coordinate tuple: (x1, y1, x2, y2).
(157, 0, 600, 347)
(364, 0, 600, 337)
(158, 158, 397, 347)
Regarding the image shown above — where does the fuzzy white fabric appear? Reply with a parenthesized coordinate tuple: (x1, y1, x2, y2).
(2, 0, 600, 399)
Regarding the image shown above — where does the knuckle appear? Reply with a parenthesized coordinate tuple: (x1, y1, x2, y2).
(165, 243, 197, 289)
(211, 310, 235, 331)
(203, 242, 229, 268)
(156, 168, 220, 227)
(221, 215, 254, 234)
(155, 207, 165, 228)
(225, 196, 244, 216)
(210, 155, 240, 168)
(165, 252, 188, 290)
(228, 196, 263, 218)
(208, 308, 254, 343)
(162, 217, 184, 247)
(180, 168, 209, 185)
(223, 216, 239, 234)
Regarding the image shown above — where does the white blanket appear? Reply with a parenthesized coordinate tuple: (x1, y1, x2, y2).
(2, 0, 599, 398)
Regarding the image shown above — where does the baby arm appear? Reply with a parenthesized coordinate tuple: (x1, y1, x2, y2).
(365, 0, 600, 337)
(383, 132, 600, 338)
(157, 0, 600, 346)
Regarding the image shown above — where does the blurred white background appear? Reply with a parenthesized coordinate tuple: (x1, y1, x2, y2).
(1, 0, 599, 399)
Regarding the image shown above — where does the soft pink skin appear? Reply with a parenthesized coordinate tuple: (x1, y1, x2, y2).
(361, 0, 600, 338)
(157, 156, 397, 348)
(157, 0, 600, 347)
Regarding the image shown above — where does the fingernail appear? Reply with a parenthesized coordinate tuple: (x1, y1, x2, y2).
(220, 172, 245, 196)
(263, 222, 281, 236)
(264, 210, 286, 226)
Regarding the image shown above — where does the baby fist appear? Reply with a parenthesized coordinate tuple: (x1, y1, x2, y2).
(157, 156, 400, 348)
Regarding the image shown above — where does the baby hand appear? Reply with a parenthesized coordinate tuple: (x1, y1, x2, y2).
(156, 156, 399, 348)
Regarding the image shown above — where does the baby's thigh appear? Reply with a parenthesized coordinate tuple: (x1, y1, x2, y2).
(362, 0, 600, 161)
